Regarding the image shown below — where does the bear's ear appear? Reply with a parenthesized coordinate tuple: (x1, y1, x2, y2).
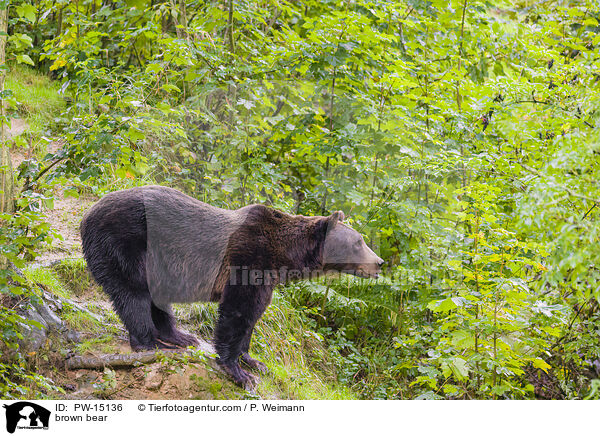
(328, 210, 345, 227)
(315, 211, 345, 240)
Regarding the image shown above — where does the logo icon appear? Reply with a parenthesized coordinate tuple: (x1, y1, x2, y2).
(2, 402, 50, 434)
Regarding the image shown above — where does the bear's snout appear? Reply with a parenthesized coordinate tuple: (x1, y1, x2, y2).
(354, 256, 384, 279)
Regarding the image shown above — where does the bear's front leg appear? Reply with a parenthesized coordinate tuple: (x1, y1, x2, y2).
(214, 309, 259, 390)
(219, 359, 259, 391)
(240, 353, 268, 374)
(240, 327, 268, 374)
(214, 285, 270, 390)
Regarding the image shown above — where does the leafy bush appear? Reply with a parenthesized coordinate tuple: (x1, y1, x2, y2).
(2, 0, 599, 399)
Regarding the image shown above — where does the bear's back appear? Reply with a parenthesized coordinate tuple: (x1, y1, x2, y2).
(82, 185, 256, 306)
(140, 186, 254, 305)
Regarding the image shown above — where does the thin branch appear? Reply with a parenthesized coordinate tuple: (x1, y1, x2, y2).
(65, 349, 207, 370)
(550, 299, 591, 350)
(582, 203, 597, 220)
(227, 0, 235, 53)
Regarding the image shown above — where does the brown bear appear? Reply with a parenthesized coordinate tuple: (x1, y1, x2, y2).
(80, 185, 383, 389)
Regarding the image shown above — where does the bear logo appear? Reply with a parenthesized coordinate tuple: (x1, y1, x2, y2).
(3, 402, 51, 434)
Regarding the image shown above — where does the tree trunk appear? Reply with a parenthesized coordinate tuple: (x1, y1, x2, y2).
(0, 4, 14, 217)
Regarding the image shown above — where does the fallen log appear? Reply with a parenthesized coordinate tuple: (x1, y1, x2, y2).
(66, 340, 216, 370)
(67, 350, 185, 369)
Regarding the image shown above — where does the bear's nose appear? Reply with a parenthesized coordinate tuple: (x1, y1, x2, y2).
(377, 257, 384, 266)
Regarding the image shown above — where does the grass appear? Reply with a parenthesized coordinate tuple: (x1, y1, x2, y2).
(253, 292, 356, 399)
(5, 64, 65, 139)
(23, 262, 117, 337)
(62, 310, 103, 333)
(26, 260, 357, 399)
(75, 334, 121, 354)
(258, 361, 355, 399)
(23, 266, 71, 300)
(51, 258, 97, 297)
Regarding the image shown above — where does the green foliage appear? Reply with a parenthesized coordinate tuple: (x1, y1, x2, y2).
(0, 191, 59, 398)
(0, 60, 63, 399)
(93, 368, 117, 397)
(5, 64, 65, 138)
(2, 0, 599, 399)
(0, 361, 59, 399)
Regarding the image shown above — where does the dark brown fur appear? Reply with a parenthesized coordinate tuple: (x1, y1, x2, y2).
(80, 186, 382, 389)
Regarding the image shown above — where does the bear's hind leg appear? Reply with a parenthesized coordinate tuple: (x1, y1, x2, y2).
(151, 303, 199, 348)
(107, 283, 171, 351)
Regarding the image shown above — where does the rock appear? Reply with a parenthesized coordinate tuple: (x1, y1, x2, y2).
(41, 289, 63, 312)
(33, 298, 63, 330)
(4, 262, 71, 354)
(16, 294, 63, 353)
(19, 323, 47, 353)
(144, 365, 164, 391)
(18, 304, 49, 353)
(66, 330, 82, 343)
(24, 306, 48, 330)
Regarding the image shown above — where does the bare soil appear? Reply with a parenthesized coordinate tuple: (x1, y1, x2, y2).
(8, 118, 95, 263)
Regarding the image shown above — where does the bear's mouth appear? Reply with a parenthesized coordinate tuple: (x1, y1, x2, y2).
(322, 263, 382, 279)
(354, 268, 381, 280)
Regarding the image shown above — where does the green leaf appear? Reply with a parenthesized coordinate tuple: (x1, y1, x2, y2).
(8, 33, 33, 49)
(16, 54, 34, 66)
(127, 127, 146, 142)
(427, 297, 466, 313)
(161, 83, 181, 93)
(145, 63, 163, 74)
(531, 358, 551, 374)
(16, 3, 37, 22)
(450, 357, 469, 380)
(27, 320, 45, 330)
(451, 330, 475, 349)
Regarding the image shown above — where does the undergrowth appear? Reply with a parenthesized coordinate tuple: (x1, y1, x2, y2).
(22, 261, 359, 400)
(5, 64, 65, 140)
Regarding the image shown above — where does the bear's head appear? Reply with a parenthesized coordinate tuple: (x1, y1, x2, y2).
(321, 211, 384, 279)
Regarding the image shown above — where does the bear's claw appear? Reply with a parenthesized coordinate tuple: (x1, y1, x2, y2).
(218, 360, 260, 391)
(240, 353, 268, 374)
(158, 330, 199, 348)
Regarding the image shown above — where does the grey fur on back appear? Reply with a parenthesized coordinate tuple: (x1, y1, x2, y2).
(142, 186, 252, 307)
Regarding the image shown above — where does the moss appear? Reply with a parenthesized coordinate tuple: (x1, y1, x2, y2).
(75, 335, 120, 354)
(191, 374, 236, 399)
